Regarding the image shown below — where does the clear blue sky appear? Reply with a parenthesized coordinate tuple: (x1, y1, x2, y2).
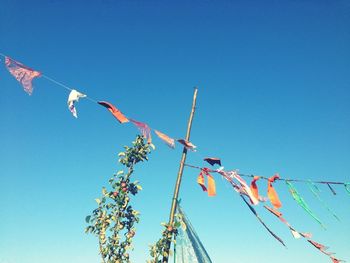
(0, 0, 349, 262)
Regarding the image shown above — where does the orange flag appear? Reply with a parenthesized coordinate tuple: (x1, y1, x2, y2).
(98, 101, 129, 123)
(267, 174, 282, 209)
(250, 176, 260, 200)
(154, 130, 175, 148)
(5, 56, 41, 95)
(197, 168, 216, 197)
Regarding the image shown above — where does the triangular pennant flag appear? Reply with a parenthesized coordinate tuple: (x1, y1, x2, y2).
(67, 89, 86, 118)
(98, 101, 129, 123)
(154, 130, 175, 148)
(267, 174, 282, 209)
(129, 119, 152, 144)
(4, 56, 41, 95)
(203, 157, 221, 166)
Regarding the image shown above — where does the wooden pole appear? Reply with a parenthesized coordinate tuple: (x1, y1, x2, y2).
(162, 87, 198, 263)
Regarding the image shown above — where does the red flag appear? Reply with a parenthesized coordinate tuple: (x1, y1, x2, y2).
(154, 130, 175, 148)
(5, 56, 41, 95)
(129, 119, 152, 143)
(267, 174, 282, 209)
(98, 101, 129, 123)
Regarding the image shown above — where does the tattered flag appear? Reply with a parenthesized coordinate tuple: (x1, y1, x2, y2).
(130, 119, 152, 144)
(177, 139, 197, 151)
(154, 130, 175, 148)
(4, 56, 41, 95)
(267, 174, 282, 209)
(67, 89, 86, 118)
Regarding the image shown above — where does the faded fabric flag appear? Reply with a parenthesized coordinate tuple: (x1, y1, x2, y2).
(130, 119, 152, 143)
(177, 139, 197, 151)
(67, 89, 86, 118)
(5, 56, 41, 95)
(154, 129, 175, 148)
(286, 181, 325, 229)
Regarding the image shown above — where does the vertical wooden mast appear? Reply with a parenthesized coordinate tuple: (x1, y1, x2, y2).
(162, 87, 198, 262)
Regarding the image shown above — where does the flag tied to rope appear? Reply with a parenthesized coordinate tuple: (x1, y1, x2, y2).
(129, 119, 152, 144)
(233, 172, 259, 205)
(5, 56, 41, 95)
(177, 139, 197, 151)
(307, 181, 340, 221)
(264, 205, 343, 263)
(197, 168, 216, 196)
(267, 174, 282, 209)
(286, 181, 325, 229)
(154, 130, 175, 148)
(250, 176, 260, 200)
(307, 240, 344, 262)
(67, 89, 86, 118)
(98, 101, 129, 123)
(264, 205, 311, 239)
(203, 157, 221, 166)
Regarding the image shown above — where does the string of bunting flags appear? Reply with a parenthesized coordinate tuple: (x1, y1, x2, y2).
(1, 53, 348, 262)
(0, 53, 192, 150)
(184, 160, 347, 263)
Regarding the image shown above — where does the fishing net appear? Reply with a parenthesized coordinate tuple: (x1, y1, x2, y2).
(175, 206, 212, 263)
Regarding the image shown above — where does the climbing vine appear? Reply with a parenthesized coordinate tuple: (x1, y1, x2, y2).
(85, 135, 152, 263)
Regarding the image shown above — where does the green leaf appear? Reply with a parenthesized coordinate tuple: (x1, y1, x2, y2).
(85, 215, 91, 223)
(102, 187, 107, 196)
(136, 185, 142, 190)
(95, 198, 101, 205)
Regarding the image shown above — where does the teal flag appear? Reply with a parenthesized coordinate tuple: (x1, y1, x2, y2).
(307, 181, 340, 221)
(286, 181, 326, 229)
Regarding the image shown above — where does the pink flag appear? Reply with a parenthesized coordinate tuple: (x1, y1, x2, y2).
(5, 57, 41, 95)
(130, 119, 152, 143)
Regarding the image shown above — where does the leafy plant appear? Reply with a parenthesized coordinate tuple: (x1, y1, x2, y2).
(85, 135, 152, 263)
(147, 216, 181, 263)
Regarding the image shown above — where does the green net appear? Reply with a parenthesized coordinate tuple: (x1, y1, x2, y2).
(175, 206, 212, 263)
